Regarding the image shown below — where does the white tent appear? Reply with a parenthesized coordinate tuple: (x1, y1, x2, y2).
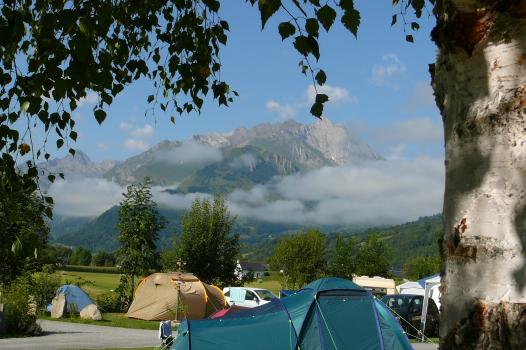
(396, 281, 425, 296)
(419, 274, 441, 340)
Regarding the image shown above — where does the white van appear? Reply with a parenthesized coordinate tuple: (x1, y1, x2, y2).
(222, 287, 278, 308)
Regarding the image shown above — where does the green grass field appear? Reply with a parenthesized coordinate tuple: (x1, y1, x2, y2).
(244, 271, 283, 295)
(55, 270, 121, 298)
(55, 269, 284, 297)
(41, 313, 160, 330)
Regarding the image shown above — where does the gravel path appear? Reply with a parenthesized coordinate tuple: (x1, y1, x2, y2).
(0, 320, 159, 350)
(0, 320, 438, 350)
(412, 342, 439, 350)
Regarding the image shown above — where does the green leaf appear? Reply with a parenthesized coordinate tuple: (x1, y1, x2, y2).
(48, 175, 56, 183)
(11, 236, 23, 257)
(317, 5, 336, 32)
(411, 22, 420, 31)
(94, 109, 107, 124)
(56, 139, 64, 149)
(293, 35, 320, 60)
(305, 18, 319, 38)
(69, 131, 78, 141)
(259, 0, 281, 29)
(391, 14, 397, 26)
(202, 0, 220, 12)
(406, 34, 414, 43)
(310, 102, 323, 118)
(21, 101, 30, 112)
(341, 9, 360, 37)
(315, 93, 329, 104)
(293, 36, 311, 57)
(315, 70, 327, 85)
(339, 0, 354, 11)
(278, 22, 295, 41)
(147, 95, 155, 103)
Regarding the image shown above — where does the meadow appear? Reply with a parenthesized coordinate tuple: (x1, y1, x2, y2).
(55, 269, 284, 298)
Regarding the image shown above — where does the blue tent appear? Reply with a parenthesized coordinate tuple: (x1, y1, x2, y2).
(279, 289, 296, 298)
(172, 278, 412, 350)
(48, 285, 95, 314)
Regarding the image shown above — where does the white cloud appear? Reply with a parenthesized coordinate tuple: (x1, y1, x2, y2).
(223, 158, 444, 226)
(265, 101, 297, 119)
(373, 117, 443, 144)
(131, 124, 155, 138)
(228, 185, 269, 206)
(229, 153, 257, 170)
(119, 122, 133, 130)
(152, 188, 211, 210)
(49, 178, 123, 217)
(52, 157, 444, 228)
(155, 140, 223, 165)
(96, 142, 108, 150)
(77, 91, 98, 107)
(386, 143, 407, 160)
(124, 139, 149, 151)
(371, 53, 406, 86)
(306, 84, 358, 105)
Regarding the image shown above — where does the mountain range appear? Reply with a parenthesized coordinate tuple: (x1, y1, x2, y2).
(46, 118, 441, 260)
(44, 118, 381, 191)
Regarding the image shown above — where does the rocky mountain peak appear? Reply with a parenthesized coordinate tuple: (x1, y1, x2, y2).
(42, 150, 118, 178)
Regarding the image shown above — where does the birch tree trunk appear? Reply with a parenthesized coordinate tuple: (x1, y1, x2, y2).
(432, 1, 526, 348)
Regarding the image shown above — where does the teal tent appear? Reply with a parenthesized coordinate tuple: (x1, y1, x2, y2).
(172, 278, 412, 350)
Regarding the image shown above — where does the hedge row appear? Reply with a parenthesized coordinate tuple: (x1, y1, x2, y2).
(61, 265, 120, 274)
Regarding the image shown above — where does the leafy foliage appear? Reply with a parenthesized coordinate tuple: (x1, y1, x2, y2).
(91, 251, 116, 267)
(403, 255, 440, 280)
(270, 229, 326, 289)
(172, 196, 240, 287)
(39, 244, 73, 266)
(116, 177, 165, 306)
(0, 277, 40, 335)
(68, 246, 92, 266)
(29, 271, 62, 314)
(355, 234, 392, 277)
(96, 291, 122, 313)
(0, 184, 49, 286)
(328, 235, 357, 279)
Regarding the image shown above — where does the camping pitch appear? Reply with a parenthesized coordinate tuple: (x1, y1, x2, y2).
(172, 277, 412, 350)
(126, 272, 226, 321)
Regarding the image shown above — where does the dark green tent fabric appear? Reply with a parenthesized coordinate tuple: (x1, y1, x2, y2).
(171, 278, 412, 350)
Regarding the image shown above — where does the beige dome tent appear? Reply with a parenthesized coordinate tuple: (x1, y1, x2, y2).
(126, 272, 226, 321)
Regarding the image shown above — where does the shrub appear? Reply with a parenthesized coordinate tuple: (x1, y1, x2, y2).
(1, 278, 41, 335)
(31, 272, 61, 314)
(96, 291, 122, 312)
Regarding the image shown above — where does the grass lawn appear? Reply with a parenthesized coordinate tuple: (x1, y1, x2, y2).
(73, 348, 154, 350)
(41, 313, 160, 330)
(244, 271, 283, 295)
(410, 337, 439, 344)
(55, 270, 121, 298)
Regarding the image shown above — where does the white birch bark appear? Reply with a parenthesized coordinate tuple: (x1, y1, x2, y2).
(433, 1, 526, 348)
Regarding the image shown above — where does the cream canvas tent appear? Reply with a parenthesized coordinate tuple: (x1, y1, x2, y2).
(126, 272, 226, 321)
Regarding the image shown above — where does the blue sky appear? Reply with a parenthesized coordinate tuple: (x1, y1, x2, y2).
(39, 2, 447, 224)
(61, 1, 441, 162)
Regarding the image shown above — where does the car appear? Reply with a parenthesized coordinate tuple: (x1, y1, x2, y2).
(222, 287, 278, 308)
(380, 294, 440, 338)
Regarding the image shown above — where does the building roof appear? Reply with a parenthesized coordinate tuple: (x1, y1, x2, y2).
(238, 261, 266, 271)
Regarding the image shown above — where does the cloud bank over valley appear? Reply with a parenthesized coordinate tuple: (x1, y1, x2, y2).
(49, 157, 444, 226)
